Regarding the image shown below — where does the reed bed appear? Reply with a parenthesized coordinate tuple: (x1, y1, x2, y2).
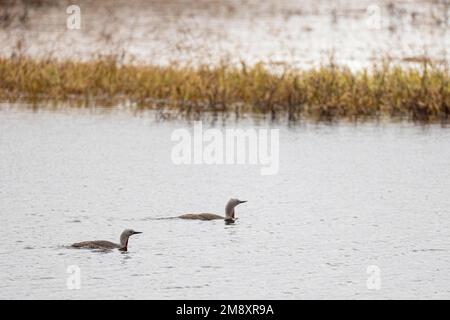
(0, 56, 449, 122)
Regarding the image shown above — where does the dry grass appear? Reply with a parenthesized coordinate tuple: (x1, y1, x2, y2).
(0, 56, 449, 122)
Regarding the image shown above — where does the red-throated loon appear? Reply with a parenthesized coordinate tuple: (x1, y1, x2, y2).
(71, 229, 142, 251)
(178, 198, 247, 223)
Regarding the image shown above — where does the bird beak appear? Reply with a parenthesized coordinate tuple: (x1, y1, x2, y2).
(133, 231, 143, 235)
(239, 200, 247, 204)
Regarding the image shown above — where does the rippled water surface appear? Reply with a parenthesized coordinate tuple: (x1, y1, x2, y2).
(1, 107, 450, 299)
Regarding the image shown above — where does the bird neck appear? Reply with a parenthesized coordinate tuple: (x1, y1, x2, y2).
(225, 204, 235, 219)
(119, 239, 128, 251)
(120, 233, 129, 249)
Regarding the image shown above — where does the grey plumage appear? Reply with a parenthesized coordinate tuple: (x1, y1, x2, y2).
(178, 198, 247, 222)
(71, 229, 142, 251)
(71, 240, 122, 250)
(178, 213, 224, 220)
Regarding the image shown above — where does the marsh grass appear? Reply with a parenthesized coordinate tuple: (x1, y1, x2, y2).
(0, 56, 449, 122)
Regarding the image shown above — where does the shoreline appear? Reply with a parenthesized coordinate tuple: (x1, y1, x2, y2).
(1, 56, 449, 122)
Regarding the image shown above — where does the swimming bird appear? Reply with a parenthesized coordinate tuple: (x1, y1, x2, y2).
(71, 229, 142, 251)
(179, 198, 247, 223)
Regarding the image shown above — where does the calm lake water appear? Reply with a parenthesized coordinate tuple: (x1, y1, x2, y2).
(1, 106, 450, 299)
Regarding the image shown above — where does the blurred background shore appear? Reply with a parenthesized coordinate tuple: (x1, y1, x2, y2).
(0, 0, 448, 68)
